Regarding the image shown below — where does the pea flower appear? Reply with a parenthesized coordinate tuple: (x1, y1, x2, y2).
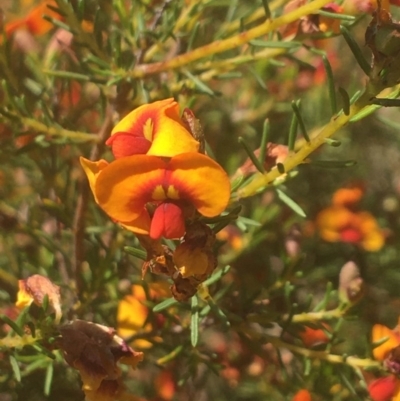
(16, 274, 62, 323)
(80, 153, 230, 239)
(315, 186, 385, 251)
(117, 283, 170, 349)
(369, 322, 400, 401)
(106, 98, 200, 158)
(59, 320, 143, 401)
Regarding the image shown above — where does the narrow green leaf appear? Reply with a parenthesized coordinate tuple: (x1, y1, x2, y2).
(249, 39, 301, 48)
(338, 87, 350, 115)
(216, 72, 243, 79)
(318, 10, 355, 20)
(44, 363, 54, 396)
(259, 119, 270, 165)
(183, 70, 216, 96)
(42, 15, 72, 32)
(9, 355, 21, 382)
(123, 246, 147, 260)
(153, 297, 178, 312)
(237, 216, 262, 227)
(322, 55, 337, 114)
(187, 21, 200, 51)
(276, 189, 306, 218)
(340, 25, 371, 76)
(190, 296, 199, 347)
(248, 66, 268, 89)
(349, 90, 362, 105)
(156, 345, 184, 365)
(261, 0, 271, 18)
(42, 70, 90, 81)
(371, 336, 390, 348)
(32, 344, 56, 359)
(288, 107, 298, 151)
(313, 282, 333, 311)
(291, 100, 310, 142)
(370, 97, 400, 107)
(238, 137, 265, 173)
(208, 298, 230, 328)
(203, 266, 231, 287)
(0, 315, 25, 337)
(337, 368, 358, 396)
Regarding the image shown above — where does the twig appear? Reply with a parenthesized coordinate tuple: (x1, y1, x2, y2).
(127, 0, 332, 78)
(238, 83, 399, 197)
(2, 113, 97, 142)
(265, 335, 381, 369)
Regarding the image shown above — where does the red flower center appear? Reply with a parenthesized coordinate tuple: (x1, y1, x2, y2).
(340, 227, 362, 243)
(149, 202, 186, 240)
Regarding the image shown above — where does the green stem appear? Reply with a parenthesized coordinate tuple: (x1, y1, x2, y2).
(128, 0, 332, 78)
(15, 115, 97, 142)
(238, 86, 387, 198)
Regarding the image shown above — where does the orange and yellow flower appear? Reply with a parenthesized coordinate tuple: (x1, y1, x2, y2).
(117, 283, 170, 348)
(315, 186, 384, 251)
(106, 98, 199, 158)
(316, 206, 384, 251)
(369, 322, 400, 401)
(80, 153, 230, 239)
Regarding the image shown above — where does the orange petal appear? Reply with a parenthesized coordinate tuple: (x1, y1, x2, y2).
(118, 210, 152, 235)
(94, 155, 166, 222)
(109, 98, 199, 157)
(80, 157, 109, 203)
(25, 1, 61, 35)
(372, 324, 400, 361)
(332, 186, 364, 206)
(316, 206, 353, 232)
(94, 153, 230, 223)
(6, 1, 61, 37)
(168, 153, 231, 217)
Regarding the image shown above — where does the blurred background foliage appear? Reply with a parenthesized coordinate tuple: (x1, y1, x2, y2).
(1, 0, 400, 400)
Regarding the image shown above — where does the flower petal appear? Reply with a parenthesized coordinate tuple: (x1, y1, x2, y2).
(108, 98, 199, 158)
(94, 155, 166, 222)
(372, 324, 400, 361)
(118, 210, 152, 235)
(80, 158, 109, 203)
(168, 153, 231, 217)
(94, 153, 230, 223)
(106, 133, 151, 158)
(368, 376, 397, 401)
(150, 202, 186, 239)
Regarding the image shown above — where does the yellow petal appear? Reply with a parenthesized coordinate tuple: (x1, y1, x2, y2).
(80, 158, 109, 203)
(110, 98, 199, 157)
